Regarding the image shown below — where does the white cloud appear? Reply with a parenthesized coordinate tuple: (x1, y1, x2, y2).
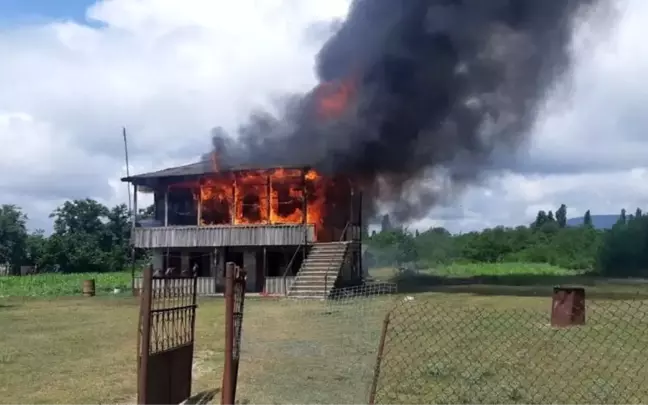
(0, 0, 349, 230)
(0, 0, 647, 233)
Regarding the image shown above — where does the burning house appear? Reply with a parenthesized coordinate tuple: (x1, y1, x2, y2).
(124, 0, 597, 295)
(123, 161, 363, 297)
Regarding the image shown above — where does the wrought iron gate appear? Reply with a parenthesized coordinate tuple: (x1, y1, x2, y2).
(137, 266, 198, 404)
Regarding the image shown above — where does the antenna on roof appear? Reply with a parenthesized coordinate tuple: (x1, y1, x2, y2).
(123, 127, 132, 216)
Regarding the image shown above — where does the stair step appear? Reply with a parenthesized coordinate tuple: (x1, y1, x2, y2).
(301, 265, 343, 271)
(301, 269, 340, 275)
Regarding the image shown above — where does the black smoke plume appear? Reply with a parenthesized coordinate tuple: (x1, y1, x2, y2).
(206, 0, 601, 223)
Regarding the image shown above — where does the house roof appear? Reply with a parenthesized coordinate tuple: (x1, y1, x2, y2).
(121, 161, 311, 185)
(121, 161, 211, 182)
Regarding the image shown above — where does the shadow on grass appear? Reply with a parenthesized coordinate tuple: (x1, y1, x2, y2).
(390, 272, 648, 300)
(183, 389, 219, 405)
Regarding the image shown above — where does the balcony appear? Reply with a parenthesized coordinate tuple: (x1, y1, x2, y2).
(131, 223, 315, 248)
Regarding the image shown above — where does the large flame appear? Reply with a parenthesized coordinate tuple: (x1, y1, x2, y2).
(197, 168, 326, 232)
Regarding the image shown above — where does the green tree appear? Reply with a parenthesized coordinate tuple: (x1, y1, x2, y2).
(636, 208, 643, 219)
(48, 199, 130, 273)
(583, 210, 592, 227)
(0, 204, 28, 274)
(534, 210, 548, 228)
(556, 204, 567, 228)
(618, 209, 627, 225)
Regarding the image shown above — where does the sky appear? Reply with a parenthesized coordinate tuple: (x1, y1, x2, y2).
(0, 0, 647, 234)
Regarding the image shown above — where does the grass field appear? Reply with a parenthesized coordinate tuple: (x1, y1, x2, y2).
(3, 286, 648, 404)
(369, 262, 580, 281)
(0, 272, 134, 297)
(0, 262, 574, 298)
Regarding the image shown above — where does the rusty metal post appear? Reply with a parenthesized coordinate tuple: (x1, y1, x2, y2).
(368, 310, 391, 405)
(137, 266, 153, 405)
(221, 262, 236, 405)
(551, 286, 586, 327)
(231, 266, 247, 399)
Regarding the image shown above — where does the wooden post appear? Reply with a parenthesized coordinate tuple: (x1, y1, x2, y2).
(164, 188, 169, 226)
(266, 174, 271, 224)
(222, 262, 236, 405)
(262, 246, 267, 276)
(197, 183, 203, 226)
(131, 184, 138, 295)
(368, 310, 391, 405)
(302, 169, 307, 225)
(133, 184, 138, 228)
(358, 190, 363, 280)
(230, 176, 237, 224)
(137, 266, 153, 405)
(301, 169, 307, 262)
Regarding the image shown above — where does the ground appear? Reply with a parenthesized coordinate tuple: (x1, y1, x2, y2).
(3, 278, 648, 404)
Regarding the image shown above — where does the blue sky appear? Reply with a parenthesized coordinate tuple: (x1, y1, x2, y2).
(0, 0, 95, 25)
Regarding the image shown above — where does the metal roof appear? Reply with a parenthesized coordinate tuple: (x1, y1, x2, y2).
(121, 161, 311, 183)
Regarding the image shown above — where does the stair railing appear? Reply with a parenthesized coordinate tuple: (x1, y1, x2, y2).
(324, 221, 352, 297)
(282, 243, 303, 296)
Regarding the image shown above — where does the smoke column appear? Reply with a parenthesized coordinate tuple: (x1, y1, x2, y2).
(207, 0, 602, 223)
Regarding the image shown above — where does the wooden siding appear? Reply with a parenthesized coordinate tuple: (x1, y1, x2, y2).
(133, 277, 216, 295)
(132, 224, 315, 248)
(263, 277, 295, 295)
(133, 276, 294, 296)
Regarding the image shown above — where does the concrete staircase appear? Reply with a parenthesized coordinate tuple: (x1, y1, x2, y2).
(287, 242, 349, 299)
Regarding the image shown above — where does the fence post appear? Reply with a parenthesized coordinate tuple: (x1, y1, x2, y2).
(221, 262, 236, 405)
(368, 310, 391, 405)
(137, 265, 153, 405)
(231, 265, 246, 399)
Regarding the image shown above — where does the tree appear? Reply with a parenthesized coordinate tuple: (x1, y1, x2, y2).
(380, 214, 392, 233)
(0, 204, 28, 274)
(618, 209, 627, 225)
(583, 210, 592, 227)
(48, 199, 130, 273)
(636, 208, 643, 219)
(547, 211, 555, 222)
(534, 210, 548, 228)
(556, 204, 567, 228)
(139, 204, 155, 220)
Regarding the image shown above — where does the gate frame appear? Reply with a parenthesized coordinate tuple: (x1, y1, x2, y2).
(137, 266, 198, 404)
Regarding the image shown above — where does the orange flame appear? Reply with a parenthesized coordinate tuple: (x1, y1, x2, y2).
(316, 78, 355, 119)
(197, 168, 326, 233)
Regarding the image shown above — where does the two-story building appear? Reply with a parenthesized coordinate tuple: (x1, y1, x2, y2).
(123, 160, 364, 298)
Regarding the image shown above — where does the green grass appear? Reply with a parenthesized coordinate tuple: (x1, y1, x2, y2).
(370, 262, 579, 282)
(0, 272, 135, 297)
(431, 262, 581, 277)
(4, 292, 648, 403)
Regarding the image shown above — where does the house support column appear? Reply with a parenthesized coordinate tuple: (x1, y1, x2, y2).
(181, 251, 190, 274)
(243, 250, 257, 291)
(213, 247, 226, 293)
(152, 249, 163, 271)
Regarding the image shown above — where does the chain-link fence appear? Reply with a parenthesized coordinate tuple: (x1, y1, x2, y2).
(235, 282, 397, 404)
(370, 295, 648, 404)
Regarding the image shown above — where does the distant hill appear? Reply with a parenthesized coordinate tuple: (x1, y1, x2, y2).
(566, 214, 620, 230)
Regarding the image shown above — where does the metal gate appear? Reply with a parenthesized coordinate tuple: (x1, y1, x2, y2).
(137, 266, 198, 405)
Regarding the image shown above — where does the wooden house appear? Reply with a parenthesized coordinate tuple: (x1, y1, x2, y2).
(122, 160, 364, 298)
